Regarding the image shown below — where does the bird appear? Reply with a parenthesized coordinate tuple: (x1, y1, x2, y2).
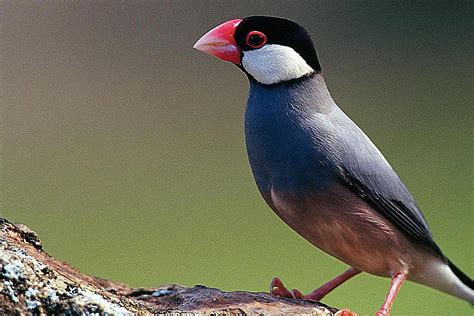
(193, 16, 473, 315)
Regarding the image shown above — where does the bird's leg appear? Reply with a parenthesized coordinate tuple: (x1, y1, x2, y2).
(376, 273, 407, 316)
(299, 267, 361, 301)
(270, 267, 361, 301)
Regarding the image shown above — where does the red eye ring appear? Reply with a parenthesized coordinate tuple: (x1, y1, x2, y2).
(245, 31, 267, 49)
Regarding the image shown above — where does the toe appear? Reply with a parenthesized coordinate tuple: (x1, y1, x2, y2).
(291, 288, 304, 299)
(335, 308, 358, 316)
(270, 277, 283, 291)
(269, 277, 294, 298)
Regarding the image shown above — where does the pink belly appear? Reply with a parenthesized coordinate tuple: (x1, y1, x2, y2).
(269, 184, 414, 276)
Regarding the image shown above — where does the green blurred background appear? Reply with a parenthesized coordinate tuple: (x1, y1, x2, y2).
(2, 1, 472, 315)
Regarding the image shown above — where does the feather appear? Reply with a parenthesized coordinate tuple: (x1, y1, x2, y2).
(327, 104, 445, 258)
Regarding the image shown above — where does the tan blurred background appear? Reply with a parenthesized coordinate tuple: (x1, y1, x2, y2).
(1, 1, 472, 314)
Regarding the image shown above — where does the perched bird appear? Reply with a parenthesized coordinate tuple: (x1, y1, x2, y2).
(194, 16, 473, 315)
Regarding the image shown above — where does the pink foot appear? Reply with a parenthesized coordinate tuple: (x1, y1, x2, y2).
(270, 277, 302, 299)
(270, 277, 320, 301)
(270, 269, 362, 302)
(271, 268, 361, 302)
(270, 278, 358, 315)
(335, 308, 358, 316)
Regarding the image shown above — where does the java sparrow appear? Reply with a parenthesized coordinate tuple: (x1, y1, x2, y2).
(193, 16, 473, 315)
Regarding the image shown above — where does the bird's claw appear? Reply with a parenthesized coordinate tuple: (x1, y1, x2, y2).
(270, 277, 327, 302)
(270, 277, 312, 300)
(270, 277, 295, 298)
(271, 278, 357, 315)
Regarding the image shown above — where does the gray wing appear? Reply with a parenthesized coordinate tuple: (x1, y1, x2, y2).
(330, 110, 444, 258)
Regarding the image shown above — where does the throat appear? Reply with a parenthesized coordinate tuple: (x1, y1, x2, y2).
(247, 72, 335, 114)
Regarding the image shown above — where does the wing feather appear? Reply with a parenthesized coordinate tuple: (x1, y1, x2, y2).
(331, 110, 444, 258)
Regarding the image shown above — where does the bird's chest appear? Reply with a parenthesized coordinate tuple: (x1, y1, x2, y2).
(244, 95, 335, 194)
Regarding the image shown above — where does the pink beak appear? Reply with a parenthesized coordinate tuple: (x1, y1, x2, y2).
(193, 19, 242, 65)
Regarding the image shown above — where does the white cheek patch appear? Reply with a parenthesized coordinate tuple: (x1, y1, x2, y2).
(242, 44, 314, 85)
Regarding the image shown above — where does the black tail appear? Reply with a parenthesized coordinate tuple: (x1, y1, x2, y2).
(448, 259, 474, 290)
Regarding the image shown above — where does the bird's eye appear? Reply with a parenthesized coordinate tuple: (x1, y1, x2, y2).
(245, 31, 267, 49)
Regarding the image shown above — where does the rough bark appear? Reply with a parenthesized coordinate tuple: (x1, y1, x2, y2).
(0, 218, 342, 315)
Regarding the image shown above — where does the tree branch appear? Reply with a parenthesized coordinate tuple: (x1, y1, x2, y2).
(0, 218, 341, 315)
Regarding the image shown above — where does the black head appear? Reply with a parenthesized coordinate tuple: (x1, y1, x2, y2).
(235, 16, 321, 72)
(194, 16, 321, 85)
